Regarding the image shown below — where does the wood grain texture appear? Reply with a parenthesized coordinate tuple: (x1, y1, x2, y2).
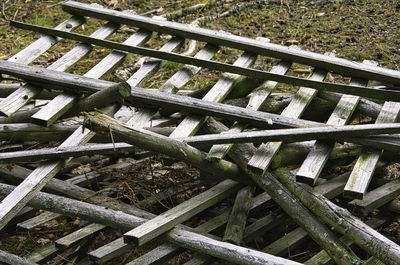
(344, 101, 400, 199)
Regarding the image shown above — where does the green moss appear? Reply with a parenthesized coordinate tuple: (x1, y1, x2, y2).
(30, 16, 53, 27)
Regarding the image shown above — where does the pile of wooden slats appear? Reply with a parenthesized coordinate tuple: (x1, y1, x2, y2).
(0, 1, 400, 264)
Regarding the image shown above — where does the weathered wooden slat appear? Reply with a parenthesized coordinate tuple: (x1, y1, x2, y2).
(180, 123, 400, 146)
(55, 223, 106, 248)
(9, 22, 400, 101)
(61, 1, 400, 85)
(24, 244, 58, 263)
(17, 211, 62, 231)
(123, 179, 241, 246)
(0, 249, 38, 265)
(0, 18, 110, 117)
(263, 226, 308, 257)
(348, 178, 400, 215)
(207, 58, 292, 159)
(242, 212, 287, 244)
(8, 16, 84, 65)
(247, 67, 327, 174)
(0, 183, 301, 265)
(169, 51, 257, 138)
(344, 102, 400, 199)
(296, 60, 376, 185)
(223, 186, 254, 245)
(296, 96, 360, 184)
(31, 28, 151, 127)
(126, 43, 218, 129)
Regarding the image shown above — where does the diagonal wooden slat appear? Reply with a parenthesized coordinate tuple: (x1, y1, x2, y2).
(343, 101, 400, 199)
(123, 179, 241, 246)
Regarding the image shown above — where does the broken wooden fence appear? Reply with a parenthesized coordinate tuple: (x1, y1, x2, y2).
(0, 1, 400, 264)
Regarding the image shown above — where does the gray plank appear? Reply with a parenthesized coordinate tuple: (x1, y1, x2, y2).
(348, 178, 400, 215)
(17, 211, 61, 231)
(180, 123, 400, 146)
(123, 179, 241, 246)
(344, 101, 400, 199)
(55, 223, 105, 248)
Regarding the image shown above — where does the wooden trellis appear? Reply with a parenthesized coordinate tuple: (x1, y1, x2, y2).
(0, 1, 400, 264)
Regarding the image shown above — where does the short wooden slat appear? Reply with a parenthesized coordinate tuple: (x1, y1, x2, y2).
(55, 223, 106, 248)
(247, 66, 328, 174)
(344, 101, 400, 199)
(296, 60, 377, 185)
(17, 211, 62, 231)
(61, 0, 400, 85)
(0, 249, 38, 265)
(263, 227, 308, 256)
(9, 22, 400, 101)
(223, 186, 254, 245)
(123, 179, 241, 246)
(348, 178, 400, 215)
(181, 123, 400, 146)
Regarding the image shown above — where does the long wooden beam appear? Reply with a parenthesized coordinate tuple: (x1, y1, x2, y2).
(179, 123, 400, 146)
(60, 1, 400, 85)
(8, 22, 400, 101)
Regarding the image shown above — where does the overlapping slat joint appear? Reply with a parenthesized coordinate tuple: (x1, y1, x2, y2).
(0, 1, 400, 265)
